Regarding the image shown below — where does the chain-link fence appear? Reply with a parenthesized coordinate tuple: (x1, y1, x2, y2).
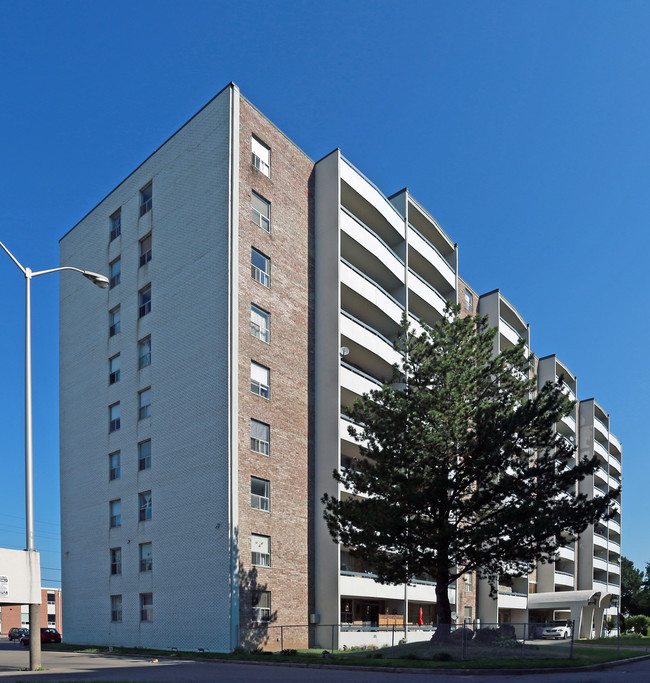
(238, 620, 576, 661)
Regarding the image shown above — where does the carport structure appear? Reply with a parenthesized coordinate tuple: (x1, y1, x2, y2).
(528, 589, 613, 639)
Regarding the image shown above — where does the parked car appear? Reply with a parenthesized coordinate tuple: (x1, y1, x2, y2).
(540, 624, 571, 640)
(8, 628, 29, 642)
(20, 628, 61, 646)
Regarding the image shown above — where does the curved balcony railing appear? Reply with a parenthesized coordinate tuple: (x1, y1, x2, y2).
(341, 360, 383, 387)
(408, 222, 456, 273)
(341, 309, 395, 349)
(341, 258, 403, 309)
(341, 206, 405, 268)
(408, 267, 447, 305)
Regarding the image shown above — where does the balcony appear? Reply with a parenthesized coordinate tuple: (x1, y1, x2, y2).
(561, 413, 577, 434)
(408, 268, 448, 325)
(341, 159, 405, 245)
(593, 532, 608, 549)
(557, 546, 575, 562)
(341, 361, 382, 406)
(609, 452, 622, 475)
(593, 557, 609, 572)
(339, 571, 453, 603)
(340, 311, 400, 376)
(607, 518, 621, 535)
(608, 562, 621, 576)
(594, 415, 609, 443)
(341, 260, 404, 336)
(407, 225, 455, 293)
(594, 440, 609, 460)
(554, 570, 575, 588)
(340, 209, 405, 295)
(340, 414, 366, 448)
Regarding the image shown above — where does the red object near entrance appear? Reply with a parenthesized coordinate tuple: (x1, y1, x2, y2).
(417, 607, 424, 626)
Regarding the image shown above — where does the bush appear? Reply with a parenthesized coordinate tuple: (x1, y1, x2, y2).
(432, 652, 453, 661)
(474, 628, 499, 644)
(450, 627, 474, 641)
(626, 615, 650, 634)
(280, 649, 297, 656)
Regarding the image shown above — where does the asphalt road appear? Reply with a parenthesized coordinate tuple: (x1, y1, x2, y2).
(1, 641, 649, 682)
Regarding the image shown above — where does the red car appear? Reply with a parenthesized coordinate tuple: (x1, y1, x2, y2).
(20, 628, 62, 646)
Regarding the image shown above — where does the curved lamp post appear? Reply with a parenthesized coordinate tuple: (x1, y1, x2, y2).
(0, 240, 108, 670)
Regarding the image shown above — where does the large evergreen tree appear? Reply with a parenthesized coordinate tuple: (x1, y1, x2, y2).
(322, 306, 619, 638)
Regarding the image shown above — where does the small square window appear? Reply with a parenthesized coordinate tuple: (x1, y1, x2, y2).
(464, 290, 473, 313)
(139, 233, 152, 266)
(140, 592, 153, 622)
(139, 542, 153, 572)
(139, 490, 152, 521)
(138, 337, 151, 369)
(109, 258, 121, 289)
(251, 248, 270, 287)
(251, 419, 270, 455)
(139, 439, 152, 471)
(252, 589, 271, 622)
(139, 183, 152, 217)
(109, 403, 120, 432)
(139, 388, 151, 420)
(109, 451, 121, 481)
(251, 305, 270, 343)
(111, 595, 122, 622)
(109, 307, 121, 337)
(139, 285, 152, 318)
(251, 361, 270, 398)
(109, 499, 121, 528)
(251, 534, 271, 567)
(110, 210, 121, 241)
(251, 476, 270, 511)
(110, 548, 121, 575)
(251, 191, 271, 232)
(109, 355, 120, 384)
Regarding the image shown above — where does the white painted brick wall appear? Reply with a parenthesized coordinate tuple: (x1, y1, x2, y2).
(60, 87, 235, 651)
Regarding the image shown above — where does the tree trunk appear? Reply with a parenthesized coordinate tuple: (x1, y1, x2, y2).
(431, 566, 453, 643)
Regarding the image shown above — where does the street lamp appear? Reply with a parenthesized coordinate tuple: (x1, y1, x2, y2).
(0, 240, 107, 670)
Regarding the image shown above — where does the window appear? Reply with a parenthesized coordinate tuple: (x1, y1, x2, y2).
(251, 476, 270, 511)
(109, 355, 120, 384)
(464, 290, 474, 312)
(139, 233, 152, 266)
(139, 183, 152, 217)
(252, 136, 270, 176)
(464, 573, 473, 592)
(252, 590, 271, 622)
(110, 547, 121, 575)
(109, 499, 121, 528)
(139, 491, 152, 521)
(138, 439, 151, 471)
(139, 285, 152, 318)
(109, 451, 121, 481)
(139, 542, 153, 572)
(251, 248, 270, 287)
(138, 388, 152, 420)
(110, 210, 121, 241)
(464, 605, 473, 622)
(109, 307, 121, 337)
(251, 534, 271, 567)
(109, 403, 120, 432)
(138, 337, 151, 369)
(251, 305, 270, 343)
(140, 593, 153, 622)
(251, 191, 270, 232)
(47, 593, 56, 605)
(251, 419, 270, 455)
(111, 595, 122, 622)
(109, 258, 121, 289)
(251, 361, 270, 398)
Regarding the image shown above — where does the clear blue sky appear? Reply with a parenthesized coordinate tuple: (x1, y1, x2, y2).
(1, 0, 648, 589)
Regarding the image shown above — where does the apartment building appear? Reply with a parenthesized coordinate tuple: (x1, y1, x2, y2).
(59, 83, 621, 651)
(0, 588, 62, 634)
